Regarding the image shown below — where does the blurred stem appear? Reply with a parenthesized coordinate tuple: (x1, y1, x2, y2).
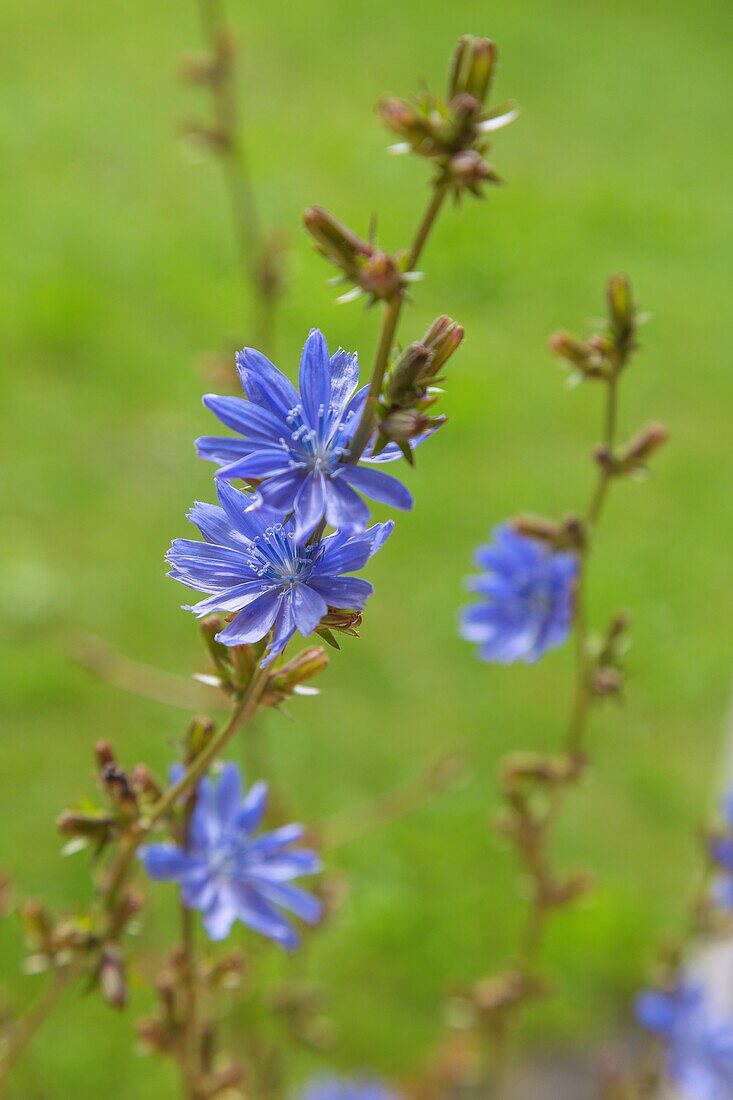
(102, 663, 270, 914)
(348, 181, 449, 460)
(195, 0, 282, 355)
(180, 795, 200, 1099)
(494, 367, 623, 1096)
(0, 964, 79, 1090)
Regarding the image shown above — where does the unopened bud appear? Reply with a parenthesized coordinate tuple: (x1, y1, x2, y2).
(185, 715, 216, 765)
(445, 93, 482, 150)
(376, 97, 432, 151)
(592, 666, 624, 697)
(99, 946, 127, 1009)
(606, 273, 635, 344)
(94, 740, 115, 769)
(385, 344, 432, 405)
(448, 36, 497, 106)
(57, 810, 114, 843)
(422, 315, 465, 372)
(131, 764, 163, 803)
(304, 206, 404, 302)
(0, 870, 10, 918)
(445, 149, 499, 196)
(597, 422, 669, 475)
(100, 764, 139, 821)
(541, 869, 594, 908)
(549, 331, 608, 379)
(263, 647, 329, 707)
(380, 409, 439, 444)
(501, 752, 585, 794)
(21, 899, 53, 953)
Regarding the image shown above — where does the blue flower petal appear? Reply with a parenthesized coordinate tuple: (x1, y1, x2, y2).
(291, 583, 329, 636)
(203, 394, 288, 444)
(236, 347, 299, 419)
(216, 589, 282, 646)
(340, 464, 413, 510)
(323, 477, 370, 531)
(299, 329, 331, 427)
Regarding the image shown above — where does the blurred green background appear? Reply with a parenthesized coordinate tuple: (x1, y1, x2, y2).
(2, 0, 733, 1095)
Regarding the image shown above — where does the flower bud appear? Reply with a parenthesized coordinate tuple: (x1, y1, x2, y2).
(94, 740, 116, 769)
(379, 409, 440, 445)
(131, 764, 164, 803)
(0, 870, 10, 919)
(596, 422, 669, 476)
(606, 272, 635, 345)
(444, 149, 499, 197)
(541, 868, 594, 908)
(548, 330, 608, 379)
(262, 647, 329, 707)
(100, 764, 139, 822)
(21, 899, 53, 954)
(385, 344, 432, 406)
(304, 207, 405, 303)
(448, 36, 497, 107)
(422, 315, 465, 372)
(376, 97, 434, 153)
(185, 715, 216, 765)
(99, 945, 127, 1009)
(57, 810, 114, 844)
(317, 610, 362, 650)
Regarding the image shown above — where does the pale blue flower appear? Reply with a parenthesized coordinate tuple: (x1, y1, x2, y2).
(460, 524, 577, 663)
(636, 981, 733, 1100)
(167, 479, 392, 666)
(197, 329, 414, 540)
(140, 764, 321, 947)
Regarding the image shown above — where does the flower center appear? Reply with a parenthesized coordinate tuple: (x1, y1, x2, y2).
(247, 524, 317, 586)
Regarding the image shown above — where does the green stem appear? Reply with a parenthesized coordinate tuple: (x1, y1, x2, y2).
(196, 0, 280, 355)
(494, 369, 623, 1095)
(102, 663, 270, 912)
(0, 964, 79, 1091)
(180, 796, 200, 1099)
(348, 182, 449, 461)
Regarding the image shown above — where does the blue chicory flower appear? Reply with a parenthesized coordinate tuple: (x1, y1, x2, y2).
(708, 792, 733, 909)
(140, 763, 321, 947)
(636, 981, 733, 1100)
(299, 1076, 398, 1100)
(196, 328, 414, 540)
(460, 524, 578, 663)
(167, 478, 392, 665)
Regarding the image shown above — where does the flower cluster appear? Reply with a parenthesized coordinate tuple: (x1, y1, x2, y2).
(636, 981, 733, 1100)
(170, 328, 426, 665)
(141, 764, 321, 948)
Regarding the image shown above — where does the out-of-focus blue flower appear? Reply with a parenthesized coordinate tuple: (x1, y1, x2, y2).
(140, 764, 321, 947)
(636, 981, 733, 1100)
(196, 329, 414, 540)
(708, 792, 733, 909)
(299, 1075, 398, 1100)
(167, 480, 392, 666)
(460, 524, 577, 663)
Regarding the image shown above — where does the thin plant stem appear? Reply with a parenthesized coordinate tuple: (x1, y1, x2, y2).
(494, 367, 624, 1095)
(0, 963, 79, 1090)
(180, 794, 199, 1099)
(195, 0, 281, 355)
(102, 662, 270, 914)
(348, 182, 449, 461)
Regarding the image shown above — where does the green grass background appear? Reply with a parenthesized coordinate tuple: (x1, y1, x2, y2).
(2, 0, 733, 1094)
